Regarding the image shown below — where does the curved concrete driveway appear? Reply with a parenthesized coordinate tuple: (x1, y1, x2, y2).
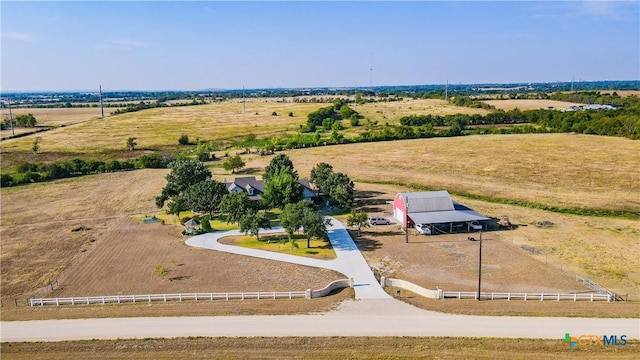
(185, 217, 390, 299)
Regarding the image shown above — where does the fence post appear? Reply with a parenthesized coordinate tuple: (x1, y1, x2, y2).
(574, 293, 577, 301)
(590, 293, 594, 302)
(540, 294, 544, 301)
(305, 289, 312, 300)
(557, 293, 560, 301)
(524, 293, 527, 301)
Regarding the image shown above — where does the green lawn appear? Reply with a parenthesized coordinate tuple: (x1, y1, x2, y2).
(221, 233, 336, 260)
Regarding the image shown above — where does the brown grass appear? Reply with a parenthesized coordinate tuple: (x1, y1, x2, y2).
(354, 98, 489, 124)
(243, 134, 640, 212)
(483, 99, 580, 111)
(2, 337, 638, 359)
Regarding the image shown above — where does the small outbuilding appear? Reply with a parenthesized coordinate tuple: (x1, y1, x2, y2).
(393, 191, 489, 234)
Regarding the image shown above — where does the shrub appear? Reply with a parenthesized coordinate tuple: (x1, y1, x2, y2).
(178, 134, 190, 145)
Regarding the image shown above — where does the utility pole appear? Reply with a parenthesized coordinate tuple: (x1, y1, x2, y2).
(7, 96, 15, 136)
(404, 196, 409, 244)
(477, 231, 483, 301)
(99, 85, 104, 118)
(242, 85, 246, 113)
(445, 80, 449, 102)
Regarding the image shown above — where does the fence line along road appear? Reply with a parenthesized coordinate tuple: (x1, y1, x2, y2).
(29, 291, 309, 307)
(442, 291, 613, 302)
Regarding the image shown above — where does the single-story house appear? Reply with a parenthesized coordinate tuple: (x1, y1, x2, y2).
(393, 190, 489, 234)
(225, 176, 317, 201)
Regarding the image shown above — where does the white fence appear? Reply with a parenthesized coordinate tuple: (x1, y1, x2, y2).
(441, 291, 613, 302)
(29, 291, 308, 307)
(380, 277, 614, 302)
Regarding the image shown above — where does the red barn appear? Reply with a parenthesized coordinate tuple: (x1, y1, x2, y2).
(393, 191, 489, 234)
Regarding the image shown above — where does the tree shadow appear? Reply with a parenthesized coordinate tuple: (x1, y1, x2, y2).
(352, 235, 383, 252)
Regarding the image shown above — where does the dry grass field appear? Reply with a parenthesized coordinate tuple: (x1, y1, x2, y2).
(245, 134, 640, 212)
(483, 99, 580, 111)
(2, 337, 638, 359)
(354, 98, 489, 124)
(0, 102, 321, 155)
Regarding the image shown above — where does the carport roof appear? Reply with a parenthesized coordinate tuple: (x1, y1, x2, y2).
(408, 201, 489, 225)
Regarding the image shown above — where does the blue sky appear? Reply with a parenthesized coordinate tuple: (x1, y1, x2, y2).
(1, 1, 639, 91)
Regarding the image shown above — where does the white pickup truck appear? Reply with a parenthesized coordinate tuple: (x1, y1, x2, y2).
(415, 223, 431, 235)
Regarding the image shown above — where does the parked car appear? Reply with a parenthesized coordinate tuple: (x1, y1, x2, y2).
(369, 216, 391, 225)
(415, 223, 431, 235)
(468, 221, 483, 230)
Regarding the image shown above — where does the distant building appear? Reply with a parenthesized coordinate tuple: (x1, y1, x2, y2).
(564, 104, 616, 111)
(225, 176, 317, 201)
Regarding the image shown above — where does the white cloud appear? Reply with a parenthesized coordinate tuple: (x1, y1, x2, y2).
(2, 31, 34, 42)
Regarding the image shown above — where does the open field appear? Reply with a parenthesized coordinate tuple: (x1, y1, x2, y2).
(0, 99, 488, 169)
(483, 99, 580, 111)
(353, 98, 489, 124)
(0, 169, 344, 313)
(242, 134, 640, 213)
(0, 107, 119, 139)
(2, 337, 638, 359)
(0, 102, 322, 155)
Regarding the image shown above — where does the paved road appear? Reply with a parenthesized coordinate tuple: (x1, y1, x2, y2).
(2, 304, 638, 341)
(186, 217, 390, 299)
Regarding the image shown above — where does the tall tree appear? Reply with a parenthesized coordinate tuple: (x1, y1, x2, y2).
(222, 154, 245, 174)
(156, 159, 211, 208)
(309, 162, 334, 194)
(300, 206, 331, 248)
(263, 154, 295, 182)
(166, 194, 189, 219)
(239, 210, 271, 241)
(15, 113, 37, 127)
(347, 210, 369, 237)
(220, 191, 253, 224)
(327, 172, 354, 210)
(278, 201, 311, 241)
(184, 179, 228, 216)
(261, 166, 303, 209)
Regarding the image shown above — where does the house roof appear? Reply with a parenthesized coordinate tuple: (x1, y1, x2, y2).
(226, 176, 316, 199)
(228, 176, 264, 193)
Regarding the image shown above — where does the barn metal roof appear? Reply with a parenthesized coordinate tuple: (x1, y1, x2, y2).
(400, 191, 454, 212)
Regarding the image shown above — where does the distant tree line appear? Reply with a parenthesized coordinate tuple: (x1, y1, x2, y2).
(1, 153, 174, 187)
